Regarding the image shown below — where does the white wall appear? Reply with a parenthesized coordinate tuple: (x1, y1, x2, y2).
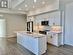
(65, 2, 73, 46)
(2, 14, 27, 38)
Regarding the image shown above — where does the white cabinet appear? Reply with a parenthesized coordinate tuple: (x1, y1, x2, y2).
(54, 14, 61, 25)
(49, 11, 61, 26)
(49, 18, 54, 26)
(48, 33, 61, 47)
(17, 32, 47, 55)
(27, 16, 35, 22)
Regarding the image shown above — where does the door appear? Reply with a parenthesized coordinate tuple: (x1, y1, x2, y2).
(65, 3, 73, 46)
(0, 18, 6, 55)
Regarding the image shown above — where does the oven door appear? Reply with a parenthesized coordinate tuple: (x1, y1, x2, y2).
(39, 31, 47, 35)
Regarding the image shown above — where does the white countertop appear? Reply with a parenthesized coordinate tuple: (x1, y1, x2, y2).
(17, 31, 46, 38)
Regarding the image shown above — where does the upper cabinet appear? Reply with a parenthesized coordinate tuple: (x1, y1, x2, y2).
(27, 16, 35, 22)
(49, 11, 61, 26)
(35, 11, 61, 26)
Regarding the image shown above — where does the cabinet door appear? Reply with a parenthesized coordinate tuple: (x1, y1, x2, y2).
(52, 34, 58, 46)
(48, 34, 59, 46)
(54, 16, 60, 25)
(49, 11, 61, 26)
(49, 18, 54, 26)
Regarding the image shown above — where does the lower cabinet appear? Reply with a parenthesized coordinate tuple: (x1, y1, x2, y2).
(17, 32, 47, 55)
(48, 33, 62, 47)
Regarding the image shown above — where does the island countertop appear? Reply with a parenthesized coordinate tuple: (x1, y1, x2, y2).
(17, 31, 46, 38)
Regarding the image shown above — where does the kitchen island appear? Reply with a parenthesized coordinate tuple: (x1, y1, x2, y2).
(17, 31, 47, 55)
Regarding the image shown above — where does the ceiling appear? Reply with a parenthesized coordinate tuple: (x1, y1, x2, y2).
(0, 0, 73, 13)
(61, 0, 73, 3)
(10, 0, 73, 12)
(11, 0, 56, 12)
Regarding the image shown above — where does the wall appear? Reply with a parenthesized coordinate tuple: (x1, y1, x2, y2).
(64, 2, 73, 46)
(0, 9, 26, 14)
(2, 14, 27, 38)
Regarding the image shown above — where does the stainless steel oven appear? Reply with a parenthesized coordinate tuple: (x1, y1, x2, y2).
(39, 31, 47, 35)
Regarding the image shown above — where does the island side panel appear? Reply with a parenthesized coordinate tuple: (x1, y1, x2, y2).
(38, 36, 47, 55)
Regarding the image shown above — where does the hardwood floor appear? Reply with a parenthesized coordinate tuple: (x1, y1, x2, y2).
(0, 37, 73, 55)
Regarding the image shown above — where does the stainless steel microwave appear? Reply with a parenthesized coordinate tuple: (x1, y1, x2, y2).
(41, 21, 49, 26)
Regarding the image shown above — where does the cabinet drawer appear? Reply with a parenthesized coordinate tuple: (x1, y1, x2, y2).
(52, 35, 58, 46)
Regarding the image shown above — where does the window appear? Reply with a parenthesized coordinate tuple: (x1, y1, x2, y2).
(0, 0, 8, 8)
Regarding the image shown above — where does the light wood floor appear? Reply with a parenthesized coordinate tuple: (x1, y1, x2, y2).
(0, 37, 73, 55)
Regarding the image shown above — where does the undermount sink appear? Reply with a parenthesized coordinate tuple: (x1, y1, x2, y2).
(26, 32, 32, 34)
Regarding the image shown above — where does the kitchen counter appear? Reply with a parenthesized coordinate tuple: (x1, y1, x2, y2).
(17, 31, 46, 38)
(17, 31, 47, 55)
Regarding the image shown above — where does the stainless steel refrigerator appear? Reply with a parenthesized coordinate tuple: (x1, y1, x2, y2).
(27, 21, 33, 32)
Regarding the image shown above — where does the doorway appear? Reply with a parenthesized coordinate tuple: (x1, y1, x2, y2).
(0, 16, 6, 55)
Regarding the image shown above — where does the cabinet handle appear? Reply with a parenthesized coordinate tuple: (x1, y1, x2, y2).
(50, 35, 52, 38)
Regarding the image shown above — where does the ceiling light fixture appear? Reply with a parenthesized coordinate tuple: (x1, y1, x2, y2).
(34, 0, 37, 3)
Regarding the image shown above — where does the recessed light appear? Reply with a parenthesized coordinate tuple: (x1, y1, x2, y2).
(25, 4, 28, 7)
(34, 0, 37, 3)
(42, 1, 45, 4)
(18, 8, 22, 10)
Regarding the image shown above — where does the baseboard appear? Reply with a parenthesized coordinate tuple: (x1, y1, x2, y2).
(64, 44, 73, 47)
(6, 35, 16, 38)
